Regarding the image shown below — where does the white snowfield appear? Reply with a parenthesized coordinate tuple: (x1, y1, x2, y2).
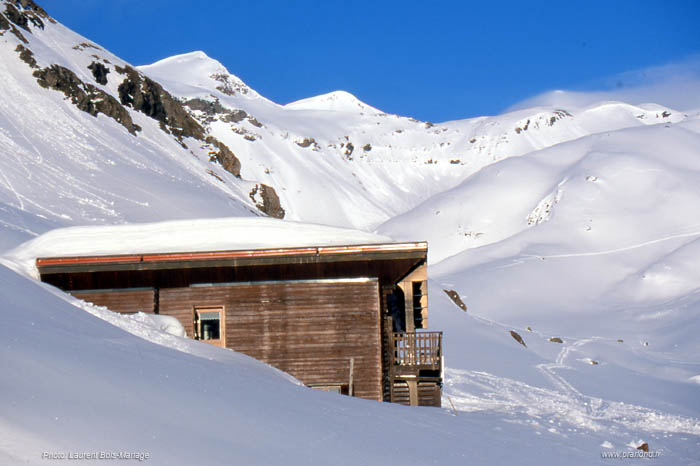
(1, 1, 700, 465)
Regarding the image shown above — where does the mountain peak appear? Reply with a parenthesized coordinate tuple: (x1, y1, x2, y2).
(139, 51, 229, 77)
(285, 90, 383, 114)
(138, 51, 259, 99)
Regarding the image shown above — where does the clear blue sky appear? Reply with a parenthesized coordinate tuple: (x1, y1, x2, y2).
(41, 0, 700, 122)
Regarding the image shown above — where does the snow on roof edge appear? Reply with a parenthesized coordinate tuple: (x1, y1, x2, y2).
(1, 217, 395, 280)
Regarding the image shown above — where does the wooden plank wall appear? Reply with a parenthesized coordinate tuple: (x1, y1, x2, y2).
(69, 289, 155, 314)
(159, 279, 383, 401)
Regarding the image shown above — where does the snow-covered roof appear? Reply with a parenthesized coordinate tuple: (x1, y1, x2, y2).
(3, 217, 393, 278)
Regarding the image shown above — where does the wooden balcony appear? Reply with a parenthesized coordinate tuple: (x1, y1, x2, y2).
(391, 331, 442, 369)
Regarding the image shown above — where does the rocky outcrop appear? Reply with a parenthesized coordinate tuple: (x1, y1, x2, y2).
(443, 289, 467, 311)
(211, 72, 250, 96)
(0, 11, 9, 31)
(249, 184, 285, 219)
(184, 97, 227, 115)
(33, 64, 140, 134)
(4, 1, 48, 31)
(344, 142, 354, 156)
(295, 137, 319, 149)
(510, 330, 527, 348)
(88, 61, 109, 85)
(115, 65, 205, 140)
(15, 44, 37, 68)
(205, 136, 240, 178)
(222, 109, 248, 123)
(0, 10, 27, 43)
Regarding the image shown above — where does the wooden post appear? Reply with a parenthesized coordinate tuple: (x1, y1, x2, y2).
(407, 379, 418, 406)
(349, 357, 355, 397)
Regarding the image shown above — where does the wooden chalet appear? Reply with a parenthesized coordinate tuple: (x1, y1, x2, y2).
(36, 242, 443, 406)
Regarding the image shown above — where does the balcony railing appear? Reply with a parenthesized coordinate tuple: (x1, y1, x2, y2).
(392, 331, 442, 368)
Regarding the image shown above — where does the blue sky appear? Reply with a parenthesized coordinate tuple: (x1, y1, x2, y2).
(41, 0, 700, 122)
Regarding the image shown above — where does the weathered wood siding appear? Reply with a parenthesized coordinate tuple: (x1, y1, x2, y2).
(159, 279, 383, 401)
(69, 288, 155, 314)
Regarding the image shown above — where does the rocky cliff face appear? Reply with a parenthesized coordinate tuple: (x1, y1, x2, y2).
(34, 64, 140, 134)
(0, 0, 283, 220)
(115, 64, 206, 141)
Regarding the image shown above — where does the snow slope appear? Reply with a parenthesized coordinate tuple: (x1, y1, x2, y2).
(375, 111, 700, 463)
(3, 226, 700, 465)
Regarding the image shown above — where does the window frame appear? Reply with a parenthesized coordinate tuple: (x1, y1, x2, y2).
(193, 306, 226, 347)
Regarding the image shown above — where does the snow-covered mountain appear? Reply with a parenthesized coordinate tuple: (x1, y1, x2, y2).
(137, 50, 687, 231)
(0, 0, 689, 248)
(1, 1, 699, 465)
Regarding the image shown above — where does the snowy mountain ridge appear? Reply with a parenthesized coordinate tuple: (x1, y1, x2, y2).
(137, 49, 687, 231)
(0, 0, 688, 245)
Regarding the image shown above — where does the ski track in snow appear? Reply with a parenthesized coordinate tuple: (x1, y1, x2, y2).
(445, 339, 700, 438)
(440, 298, 700, 441)
(526, 229, 700, 260)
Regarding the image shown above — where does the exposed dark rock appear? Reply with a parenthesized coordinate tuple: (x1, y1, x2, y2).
(87, 61, 109, 85)
(443, 289, 467, 311)
(510, 330, 527, 348)
(205, 136, 240, 178)
(549, 337, 563, 343)
(362, 143, 372, 152)
(116, 65, 204, 140)
(0, 10, 28, 43)
(211, 73, 249, 96)
(15, 44, 37, 68)
(4, 4, 28, 30)
(72, 42, 100, 51)
(344, 142, 354, 156)
(637, 442, 649, 452)
(33, 64, 139, 134)
(221, 109, 247, 123)
(184, 97, 226, 115)
(0, 12, 9, 31)
(295, 137, 316, 148)
(4, 2, 45, 30)
(10, 22, 27, 42)
(249, 184, 285, 219)
(248, 116, 263, 128)
(15, 0, 51, 22)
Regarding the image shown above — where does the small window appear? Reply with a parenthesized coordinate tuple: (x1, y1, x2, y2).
(199, 311, 220, 340)
(194, 307, 225, 347)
